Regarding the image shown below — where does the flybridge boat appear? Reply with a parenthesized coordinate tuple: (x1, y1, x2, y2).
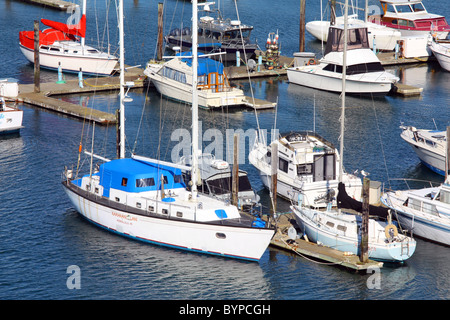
(287, 24, 399, 95)
(164, 4, 257, 64)
(306, 14, 402, 51)
(373, 0, 450, 39)
(400, 125, 446, 176)
(248, 131, 363, 208)
(144, 52, 247, 109)
(19, 2, 118, 75)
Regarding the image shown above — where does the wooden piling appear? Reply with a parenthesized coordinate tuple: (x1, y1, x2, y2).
(157, 3, 164, 61)
(271, 142, 278, 216)
(446, 127, 450, 181)
(232, 133, 239, 207)
(359, 177, 370, 263)
(299, 0, 306, 52)
(34, 20, 40, 93)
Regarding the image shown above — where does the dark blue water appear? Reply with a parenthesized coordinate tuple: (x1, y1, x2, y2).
(1, 0, 450, 301)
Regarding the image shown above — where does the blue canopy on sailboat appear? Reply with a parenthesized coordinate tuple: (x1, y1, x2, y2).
(176, 51, 224, 75)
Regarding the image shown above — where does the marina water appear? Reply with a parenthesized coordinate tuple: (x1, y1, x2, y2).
(1, 0, 449, 300)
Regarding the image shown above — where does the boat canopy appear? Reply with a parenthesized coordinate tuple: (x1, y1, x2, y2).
(177, 51, 224, 75)
(324, 25, 370, 56)
(98, 158, 185, 196)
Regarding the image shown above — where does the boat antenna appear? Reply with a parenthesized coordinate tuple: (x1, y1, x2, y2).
(118, 0, 125, 158)
(191, 0, 200, 199)
(339, 0, 348, 184)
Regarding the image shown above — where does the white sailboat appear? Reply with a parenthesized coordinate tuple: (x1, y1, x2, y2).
(291, 0, 416, 263)
(62, 0, 274, 262)
(19, 0, 118, 75)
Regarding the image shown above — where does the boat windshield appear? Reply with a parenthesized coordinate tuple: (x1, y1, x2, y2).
(208, 175, 253, 195)
(324, 26, 369, 55)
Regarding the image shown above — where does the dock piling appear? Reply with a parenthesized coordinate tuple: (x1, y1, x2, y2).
(34, 20, 40, 94)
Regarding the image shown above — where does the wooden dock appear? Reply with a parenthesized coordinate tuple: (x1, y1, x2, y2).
(270, 213, 383, 272)
(17, 68, 145, 124)
(21, 0, 77, 10)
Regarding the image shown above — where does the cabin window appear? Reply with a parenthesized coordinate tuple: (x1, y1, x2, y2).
(50, 48, 60, 52)
(337, 225, 347, 232)
(215, 233, 226, 239)
(162, 209, 168, 215)
(423, 202, 438, 216)
(212, 32, 221, 40)
(136, 202, 142, 209)
(149, 205, 155, 212)
(174, 174, 182, 183)
(161, 67, 186, 83)
(136, 177, 155, 187)
(396, 5, 413, 13)
(408, 198, 422, 211)
(279, 158, 289, 173)
(441, 190, 450, 205)
(115, 197, 120, 202)
(41, 46, 49, 50)
(121, 178, 128, 186)
(162, 176, 168, 184)
(297, 164, 313, 175)
(313, 154, 335, 182)
(176, 211, 183, 217)
(412, 3, 425, 12)
(95, 187, 99, 194)
(326, 221, 335, 228)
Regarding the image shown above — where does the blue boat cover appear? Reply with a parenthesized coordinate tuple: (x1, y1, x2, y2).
(176, 51, 224, 75)
(95, 158, 185, 197)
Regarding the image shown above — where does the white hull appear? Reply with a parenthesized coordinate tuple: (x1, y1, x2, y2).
(19, 44, 118, 75)
(0, 106, 23, 134)
(381, 190, 450, 246)
(63, 182, 273, 261)
(429, 41, 450, 72)
(287, 67, 394, 94)
(292, 206, 416, 262)
(149, 72, 246, 109)
(405, 140, 445, 175)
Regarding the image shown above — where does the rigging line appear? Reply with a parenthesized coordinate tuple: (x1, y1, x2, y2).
(370, 94, 391, 189)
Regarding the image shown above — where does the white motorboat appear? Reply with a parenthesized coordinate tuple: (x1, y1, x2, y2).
(144, 52, 248, 109)
(0, 98, 23, 135)
(249, 131, 363, 208)
(381, 182, 450, 246)
(291, 1, 416, 263)
(428, 38, 450, 72)
(19, 1, 118, 75)
(400, 125, 446, 176)
(287, 23, 399, 95)
(62, 0, 274, 262)
(371, 0, 450, 40)
(306, 14, 402, 51)
(178, 152, 260, 212)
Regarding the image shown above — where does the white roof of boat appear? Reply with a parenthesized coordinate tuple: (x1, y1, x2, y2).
(380, 0, 424, 4)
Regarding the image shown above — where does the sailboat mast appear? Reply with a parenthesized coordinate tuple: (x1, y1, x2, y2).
(339, 0, 349, 182)
(118, 0, 125, 159)
(81, 0, 86, 52)
(191, 0, 199, 198)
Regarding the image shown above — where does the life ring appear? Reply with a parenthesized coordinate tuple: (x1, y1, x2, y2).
(385, 224, 398, 239)
(307, 58, 316, 65)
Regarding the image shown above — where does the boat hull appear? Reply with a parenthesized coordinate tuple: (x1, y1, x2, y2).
(149, 73, 246, 109)
(19, 44, 118, 76)
(429, 41, 450, 72)
(292, 206, 416, 262)
(0, 107, 23, 134)
(287, 67, 394, 95)
(63, 181, 274, 261)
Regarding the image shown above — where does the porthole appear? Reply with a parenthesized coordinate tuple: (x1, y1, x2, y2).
(162, 209, 168, 215)
(215, 233, 226, 239)
(176, 211, 183, 217)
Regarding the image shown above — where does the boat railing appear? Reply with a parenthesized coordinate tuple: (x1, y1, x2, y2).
(382, 178, 441, 193)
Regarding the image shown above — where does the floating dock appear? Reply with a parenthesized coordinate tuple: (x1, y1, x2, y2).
(17, 67, 145, 124)
(270, 213, 384, 271)
(21, 0, 77, 10)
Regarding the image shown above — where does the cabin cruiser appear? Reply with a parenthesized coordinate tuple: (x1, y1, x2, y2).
(306, 14, 402, 51)
(164, 6, 257, 64)
(400, 125, 446, 176)
(0, 97, 23, 135)
(428, 37, 450, 72)
(178, 153, 260, 212)
(371, 0, 450, 39)
(249, 131, 362, 208)
(287, 23, 399, 95)
(145, 52, 247, 109)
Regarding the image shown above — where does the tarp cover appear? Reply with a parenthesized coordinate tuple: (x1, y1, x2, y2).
(177, 51, 224, 75)
(337, 182, 389, 219)
(324, 25, 369, 56)
(41, 14, 86, 38)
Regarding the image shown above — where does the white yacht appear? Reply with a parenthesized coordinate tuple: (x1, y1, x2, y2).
(306, 14, 401, 51)
(287, 23, 399, 95)
(428, 38, 450, 72)
(381, 182, 450, 246)
(0, 97, 23, 135)
(400, 125, 446, 176)
(145, 52, 247, 109)
(249, 131, 362, 208)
